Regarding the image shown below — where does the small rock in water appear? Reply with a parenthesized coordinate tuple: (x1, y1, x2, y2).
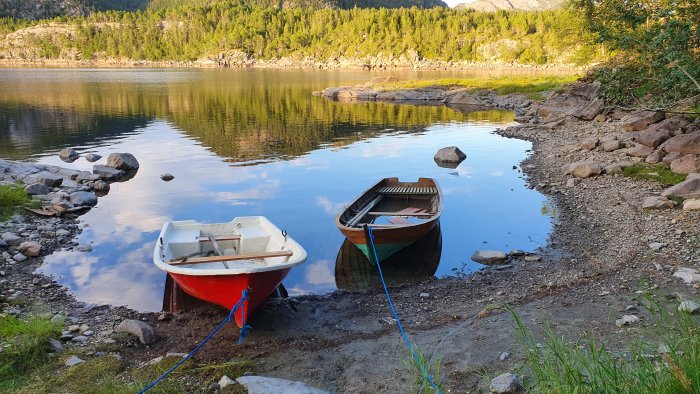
(616, 315, 640, 327)
(499, 352, 510, 361)
(64, 355, 85, 367)
(471, 250, 508, 264)
(678, 300, 700, 314)
(59, 148, 80, 162)
(106, 153, 140, 171)
(490, 373, 522, 394)
(70, 191, 98, 206)
(160, 173, 175, 181)
(85, 153, 102, 162)
(76, 244, 93, 253)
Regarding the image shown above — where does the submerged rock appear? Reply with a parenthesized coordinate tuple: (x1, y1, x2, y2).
(471, 250, 508, 264)
(236, 376, 330, 394)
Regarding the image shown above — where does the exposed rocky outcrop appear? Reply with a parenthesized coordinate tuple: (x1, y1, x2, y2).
(455, 0, 563, 11)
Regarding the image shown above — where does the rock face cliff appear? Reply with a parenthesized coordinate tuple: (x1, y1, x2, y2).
(0, 0, 88, 19)
(455, 0, 563, 11)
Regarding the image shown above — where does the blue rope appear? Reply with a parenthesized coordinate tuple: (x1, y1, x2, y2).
(137, 289, 250, 394)
(366, 226, 442, 393)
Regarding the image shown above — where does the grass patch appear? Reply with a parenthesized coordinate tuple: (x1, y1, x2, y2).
(405, 344, 443, 394)
(16, 354, 252, 393)
(0, 183, 31, 221)
(375, 75, 581, 97)
(0, 315, 61, 389)
(622, 163, 687, 186)
(512, 298, 700, 393)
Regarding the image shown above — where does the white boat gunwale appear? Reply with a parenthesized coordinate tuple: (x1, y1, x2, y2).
(153, 216, 307, 276)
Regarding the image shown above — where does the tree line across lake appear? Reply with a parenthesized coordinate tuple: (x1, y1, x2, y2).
(1, 2, 599, 65)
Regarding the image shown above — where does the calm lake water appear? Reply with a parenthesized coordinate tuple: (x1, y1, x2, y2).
(0, 68, 552, 311)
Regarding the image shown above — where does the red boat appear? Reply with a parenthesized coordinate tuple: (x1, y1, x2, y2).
(153, 216, 307, 327)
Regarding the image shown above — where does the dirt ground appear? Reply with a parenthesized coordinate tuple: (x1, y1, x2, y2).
(3, 98, 700, 393)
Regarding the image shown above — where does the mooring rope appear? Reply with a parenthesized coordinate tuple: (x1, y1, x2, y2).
(137, 289, 251, 394)
(365, 226, 442, 393)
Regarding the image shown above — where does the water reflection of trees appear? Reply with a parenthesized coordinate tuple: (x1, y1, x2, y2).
(0, 75, 514, 161)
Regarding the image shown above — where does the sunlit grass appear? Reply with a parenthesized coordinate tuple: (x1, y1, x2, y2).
(0, 183, 31, 221)
(622, 163, 687, 186)
(511, 297, 700, 393)
(375, 75, 581, 97)
(0, 315, 61, 389)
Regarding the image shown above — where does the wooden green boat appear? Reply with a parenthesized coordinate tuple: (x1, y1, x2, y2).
(335, 177, 442, 262)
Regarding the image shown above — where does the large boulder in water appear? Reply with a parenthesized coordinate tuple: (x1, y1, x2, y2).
(434, 146, 466, 163)
(106, 153, 139, 171)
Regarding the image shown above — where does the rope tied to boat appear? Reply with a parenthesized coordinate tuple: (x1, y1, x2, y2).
(365, 226, 442, 393)
(137, 289, 251, 394)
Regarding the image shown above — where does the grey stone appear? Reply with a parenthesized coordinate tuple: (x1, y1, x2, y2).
(56, 229, 70, 237)
(0, 239, 6, 248)
(674, 267, 700, 284)
(615, 315, 640, 327)
(76, 244, 93, 253)
(580, 137, 599, 150)
(59, 148, 80, 162)
(621, 111, 665, 131)
(678, 300, 700, 314)
(642, 196, 674, 210)
(64, 355, 85, 367)
(567, 81, 601, 100)
(670, 155, 700, 174)
(235, 376, 330, 394)
(661, 178, 700, 200)
(649, 242, 666, 251)
(25, 172, 63, 187)
(601, 139, 623, 152)
(13, 253, 27, 262)
(219, 375, 236, 389)
(70, 191, 97, 206)
(683, 199, 700, 211)
(662, 151, 683, 164)
(524, 255, 541, 262)
(605, 164, 624, 175)
(71, 335, 88, 343)
(92, 180, 110, 192)
(160, 173, 174, 182)
(24, 183, 50, 195)
(106, 153, 139, 171)
(115, 319, 156, 345)
(83, 330, 94, 336)
(85, 153, 102, 162)
(1, 232, 21, 245)
(489, 373, 522, 394)
(18, 241, 41, 257)
(49, 338, 64, 352)
(499, 352, 511, 361)
(573, 97, 605, 121)
(93, 165, 124, 181)
(50, 314, 65, 324)
(434, 146, 466, 163)
(567, 161, 603, 178)
(471, 250, 508, 264)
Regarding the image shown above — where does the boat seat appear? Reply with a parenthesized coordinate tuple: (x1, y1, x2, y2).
(376, 186, 437, 195)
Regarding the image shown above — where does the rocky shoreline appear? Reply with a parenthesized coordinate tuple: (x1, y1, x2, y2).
(2, 80, 700, 392)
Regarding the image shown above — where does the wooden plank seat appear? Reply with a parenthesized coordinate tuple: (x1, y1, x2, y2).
(167, 250, 294, 266)
(196, 235, 242, 242)
(376, 186, 437, 195)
